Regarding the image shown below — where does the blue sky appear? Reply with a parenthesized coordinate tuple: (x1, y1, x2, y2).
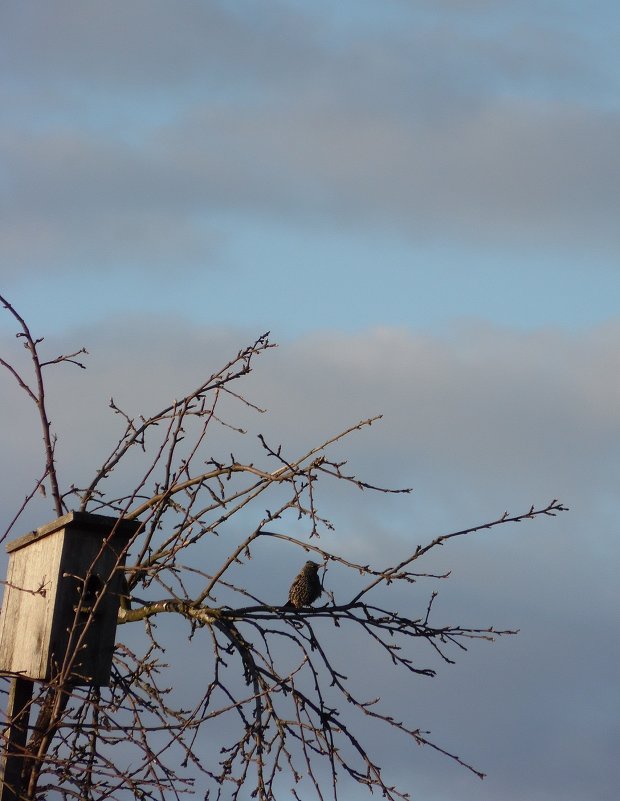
(1, 2, 619, 800)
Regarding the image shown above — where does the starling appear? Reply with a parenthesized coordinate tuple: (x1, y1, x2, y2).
(285, 561, 322, 609)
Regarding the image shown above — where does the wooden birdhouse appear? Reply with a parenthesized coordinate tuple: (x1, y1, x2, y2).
(0, 511, 140, 686)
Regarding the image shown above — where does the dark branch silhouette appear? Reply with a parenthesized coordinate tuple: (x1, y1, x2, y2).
(0, 298, 568, 800)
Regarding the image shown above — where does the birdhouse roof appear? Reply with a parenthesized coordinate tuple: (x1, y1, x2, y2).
(6, 511, 142, 554)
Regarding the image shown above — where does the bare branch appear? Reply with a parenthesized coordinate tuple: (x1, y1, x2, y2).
(1, 294, 86, 516)
(0, 305, 569, 801)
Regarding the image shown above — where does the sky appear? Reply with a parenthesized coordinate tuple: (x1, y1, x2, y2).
(1, 1, 619, 800)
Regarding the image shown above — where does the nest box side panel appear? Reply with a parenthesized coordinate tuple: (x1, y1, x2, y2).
(0, 531, 64, 679)
(49, 524, 130, 686)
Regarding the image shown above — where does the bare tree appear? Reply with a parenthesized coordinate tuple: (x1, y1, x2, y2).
(0, 295, 568, 800)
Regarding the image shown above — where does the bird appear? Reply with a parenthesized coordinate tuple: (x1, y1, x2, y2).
(285, 560, 322, 609)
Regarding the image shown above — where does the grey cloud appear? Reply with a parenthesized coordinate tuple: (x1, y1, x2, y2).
(0, 0, 321, 92)
(2, 1, 619, 278)
(190, 96, 620, 250)
(1, 208, 220, 278)
(255, 323, 620, 492)
(4, 317, 617, 518)
(3, 92, 619, 280)
(0, 129, 224, 276)
(2, 0, 612, 102)
(1, 318, 617, 800)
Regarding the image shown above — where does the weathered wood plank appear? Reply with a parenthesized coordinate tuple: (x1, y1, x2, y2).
(0, 513, 140, 685)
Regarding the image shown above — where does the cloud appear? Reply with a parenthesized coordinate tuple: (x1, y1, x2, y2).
(4, 315, 617, 528)
(0, 0, 321, 93)
(256, 322, 620, 494)
(1, 317, 617, 801)
(4, 93, 619, 279)
(0, 128, 225, 277)
(1, 2, 619, 280)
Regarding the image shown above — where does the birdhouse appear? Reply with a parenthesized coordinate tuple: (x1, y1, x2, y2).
(0, 512, 140, 686)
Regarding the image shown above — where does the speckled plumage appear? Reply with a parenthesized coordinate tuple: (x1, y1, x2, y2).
(286, 561, 322, 609)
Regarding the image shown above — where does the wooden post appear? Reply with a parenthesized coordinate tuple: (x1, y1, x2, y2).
(0, 677, 33, 801)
